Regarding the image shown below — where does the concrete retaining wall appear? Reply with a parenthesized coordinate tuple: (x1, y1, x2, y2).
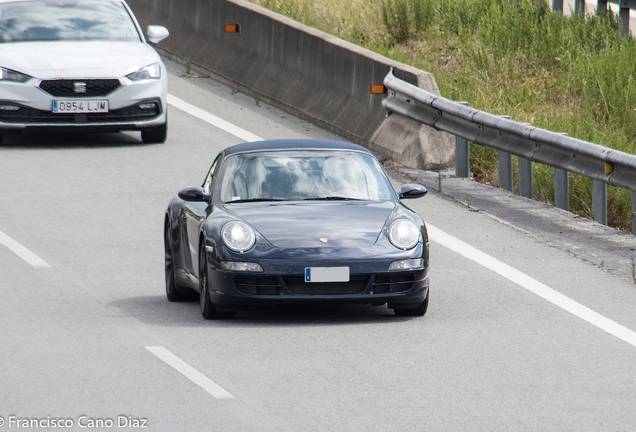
(127, 0, 454, 169)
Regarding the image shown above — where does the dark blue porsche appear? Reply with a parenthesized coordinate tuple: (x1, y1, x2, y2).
(164, 139, 430, 319)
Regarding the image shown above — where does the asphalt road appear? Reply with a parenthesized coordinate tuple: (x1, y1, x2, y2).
(1, 58, 636, 432)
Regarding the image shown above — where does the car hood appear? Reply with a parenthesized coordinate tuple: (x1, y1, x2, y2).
(0, 41, 159, 79)
(224, 201, 396, 248)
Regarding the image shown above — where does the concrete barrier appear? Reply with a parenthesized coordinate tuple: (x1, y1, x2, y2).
(127, 0, 454, 169)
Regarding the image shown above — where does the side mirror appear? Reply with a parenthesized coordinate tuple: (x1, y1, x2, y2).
(398, 183, 427, 199)
(146, 25, 169, 45)
(178, 187, 211, 202)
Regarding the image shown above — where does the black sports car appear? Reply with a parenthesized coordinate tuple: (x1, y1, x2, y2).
(164, 139, 430, 319)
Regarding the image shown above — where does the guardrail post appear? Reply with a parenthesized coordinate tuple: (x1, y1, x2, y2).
(498, 151, 513, 192)
(554, 169, 570, 211)
(575, 0, 585, 14)
(552, 0, 563, 12)
(592, 180, 608, 225)
(519, 157, 533, 198)
(497, 115, 513, 193)
(455, 102, 471, 178)
(632, 192, 636, 234)
(620, 7, 630, 35)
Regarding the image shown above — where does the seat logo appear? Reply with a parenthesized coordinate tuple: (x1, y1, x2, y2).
(74, 82, 87, 94)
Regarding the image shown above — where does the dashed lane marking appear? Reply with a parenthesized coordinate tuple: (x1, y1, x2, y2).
(146, 346, 235, 399)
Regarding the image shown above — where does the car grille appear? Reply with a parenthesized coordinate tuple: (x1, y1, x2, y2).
(234, 276, 281, 295)
(372, 273, 415, 294)
(0, 102, 160, 124)
(39, 79, 121, 97)
(283, 275, 370, 295)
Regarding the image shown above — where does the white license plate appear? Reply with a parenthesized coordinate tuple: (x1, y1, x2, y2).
(305, 267, 350, 283)
(52, 100, 109, 113)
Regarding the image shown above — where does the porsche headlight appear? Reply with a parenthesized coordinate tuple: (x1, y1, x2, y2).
(222, 221, 256, 252)
(388, 220, 421, 250)
(0, 67, 31, 83)
(126, 63, 161, 81)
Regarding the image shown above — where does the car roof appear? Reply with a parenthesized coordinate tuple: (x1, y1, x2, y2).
(223, 139, 373, 156)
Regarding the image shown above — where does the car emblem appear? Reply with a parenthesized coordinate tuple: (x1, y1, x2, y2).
(74, 82, 87, 94)
(320, 238, 328, 243)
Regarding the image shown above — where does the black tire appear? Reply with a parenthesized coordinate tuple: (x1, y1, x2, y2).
(0, 132, 4, 146)
(165, 224, 189, 302)
(393, 292, 429, 317)
(199, 246, 234, 320)
(141, 121, 167, 144)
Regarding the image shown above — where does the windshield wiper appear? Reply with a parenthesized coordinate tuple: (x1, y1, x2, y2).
(303, 196, 362, 201)
(226, 198, 285, 204)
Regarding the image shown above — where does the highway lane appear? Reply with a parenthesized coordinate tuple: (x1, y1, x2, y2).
(1, 58, 636, 431)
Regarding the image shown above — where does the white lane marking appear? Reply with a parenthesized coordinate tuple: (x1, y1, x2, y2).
(170, 90, 636, 349)
(0, 230, 51, 268)
(146, 346, 235, 399)
(168, 94, 263, 142)
(427, 224, 636, 348)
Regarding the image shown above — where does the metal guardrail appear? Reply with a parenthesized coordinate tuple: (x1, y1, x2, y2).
(552, 1, 636, 35)
(382, 70, 636, 233)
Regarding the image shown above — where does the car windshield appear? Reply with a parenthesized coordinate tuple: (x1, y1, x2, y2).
(219, 150, 396, 203)
(0, 1, 141, 43)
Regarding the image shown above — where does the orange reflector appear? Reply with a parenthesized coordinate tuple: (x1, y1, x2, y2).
(606, 163, 613, 175)
(224, 24, 239, 33)
(371, 84, 385, 94)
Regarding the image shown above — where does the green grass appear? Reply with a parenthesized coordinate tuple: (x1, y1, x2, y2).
(249, 0, 636, 230)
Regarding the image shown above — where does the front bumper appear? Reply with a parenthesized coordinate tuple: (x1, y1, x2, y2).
(206, 266, 430, 311)
(0, 75, 167, 132)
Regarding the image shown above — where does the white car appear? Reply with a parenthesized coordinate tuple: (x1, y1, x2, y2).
(0, 0, 169, 144)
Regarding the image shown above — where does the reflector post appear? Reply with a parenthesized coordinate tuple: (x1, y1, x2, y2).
(371, 84, 385, 94)
(224, 24, 239, 33)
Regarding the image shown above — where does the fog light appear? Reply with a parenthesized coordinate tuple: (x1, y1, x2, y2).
(388, 258, 423, 271)
(0, 105, 19, 111)
(139, 103, 156, 109)
(221, 261, 263, 272)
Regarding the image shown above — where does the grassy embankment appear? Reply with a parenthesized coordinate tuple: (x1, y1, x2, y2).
(250, 0, 636, 230)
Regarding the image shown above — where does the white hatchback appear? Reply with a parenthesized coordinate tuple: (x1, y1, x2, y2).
(0, 0, 169, 144)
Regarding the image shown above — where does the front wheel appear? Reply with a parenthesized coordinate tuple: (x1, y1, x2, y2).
(199, 246, 234, 320)
(141, 121, 167, 144)
(393, 292, 429, 317)
(165, 224, 190, 302)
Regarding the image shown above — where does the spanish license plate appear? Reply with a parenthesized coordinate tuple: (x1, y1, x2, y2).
(305, 267, 349, 283)
(52, 100, 109, 113)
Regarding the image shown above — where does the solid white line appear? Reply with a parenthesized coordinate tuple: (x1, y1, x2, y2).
(146, 346, 235, 399)
(427, 224, 636, 348)
(0, 230, 51, 268)
(168, 94, 263, 142)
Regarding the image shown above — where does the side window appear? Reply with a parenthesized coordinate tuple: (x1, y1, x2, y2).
(202, 154, 223, 194)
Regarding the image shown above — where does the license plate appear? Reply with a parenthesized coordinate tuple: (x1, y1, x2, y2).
(52, 100, 109, 113)
(305, 267, 349, 283)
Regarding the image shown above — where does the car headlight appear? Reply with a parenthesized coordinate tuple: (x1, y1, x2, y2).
(388, 220, 421, 250)
(222, 221, 256, 252)
(0, 67, 31, 83)
(126, 63, 161, 81)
